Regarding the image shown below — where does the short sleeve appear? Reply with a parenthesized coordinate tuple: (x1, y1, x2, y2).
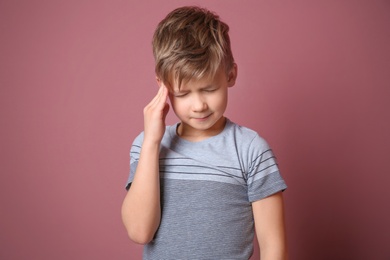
(125, 132, 144, 190)
(246, 134, 287, 202)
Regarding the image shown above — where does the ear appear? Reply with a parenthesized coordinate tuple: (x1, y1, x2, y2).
(156, 76, 162, 87)
(227, 63, 238, 88)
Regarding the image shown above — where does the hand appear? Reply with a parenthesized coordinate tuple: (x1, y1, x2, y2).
(143, 85, 170, 145)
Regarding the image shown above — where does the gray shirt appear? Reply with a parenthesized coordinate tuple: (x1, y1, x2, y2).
(126, 119, 287, 259)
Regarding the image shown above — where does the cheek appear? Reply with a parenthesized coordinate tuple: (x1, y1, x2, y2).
(169, 98, 186, 113)
(212, 91, 228, 108)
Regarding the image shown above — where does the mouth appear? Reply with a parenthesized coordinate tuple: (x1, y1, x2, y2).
(193, 114, 212, 120)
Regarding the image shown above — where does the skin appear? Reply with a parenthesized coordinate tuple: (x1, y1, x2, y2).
(121, 63, 287, 259)
(121, 85, 168, 244)
(166, 65, 236, 142)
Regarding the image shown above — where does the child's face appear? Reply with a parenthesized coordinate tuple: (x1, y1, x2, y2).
(166, 65, 237, 140)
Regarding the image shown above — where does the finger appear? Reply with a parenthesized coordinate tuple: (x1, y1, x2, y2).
(146, 85, 164, 108)
(155, 86, 168, 110)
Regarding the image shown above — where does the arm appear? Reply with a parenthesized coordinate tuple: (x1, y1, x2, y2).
(121, 85, 170, 244)
(252, 191, 288, 260)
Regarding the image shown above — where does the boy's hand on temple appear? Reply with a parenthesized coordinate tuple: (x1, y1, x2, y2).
(143, 85, 170, 145)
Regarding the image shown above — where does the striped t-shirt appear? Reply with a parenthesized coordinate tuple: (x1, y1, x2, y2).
(126, 119, 287, 259)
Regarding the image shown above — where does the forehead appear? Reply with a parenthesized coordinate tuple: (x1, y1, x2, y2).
(170, 67, 226, 92)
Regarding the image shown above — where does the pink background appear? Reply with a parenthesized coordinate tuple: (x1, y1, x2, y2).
(1, 0, 389, 259)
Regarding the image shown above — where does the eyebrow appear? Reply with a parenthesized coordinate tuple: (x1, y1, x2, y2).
(172, 83, 217, 94)
(172, 89, 189, 94)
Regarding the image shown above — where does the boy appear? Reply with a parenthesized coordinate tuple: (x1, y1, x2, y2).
(122, 6, 287, 260)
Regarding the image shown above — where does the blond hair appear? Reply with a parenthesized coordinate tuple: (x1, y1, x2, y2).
(152, 6, 234, 89)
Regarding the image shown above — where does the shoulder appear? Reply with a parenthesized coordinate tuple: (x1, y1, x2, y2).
(227, 120, 270, 149)
(131, 124, 177, 147)
(130, 131, 145, 150)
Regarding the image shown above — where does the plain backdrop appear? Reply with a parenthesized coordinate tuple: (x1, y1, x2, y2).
(1, 0, 389, 259)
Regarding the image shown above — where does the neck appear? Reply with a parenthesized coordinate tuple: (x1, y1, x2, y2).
(177, 117, 226, 142)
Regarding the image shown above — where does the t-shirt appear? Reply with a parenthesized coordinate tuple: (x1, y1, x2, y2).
(126, 119, 287, 259)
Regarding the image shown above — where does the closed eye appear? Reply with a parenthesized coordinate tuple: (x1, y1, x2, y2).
(203, 88, 217, 92)
(173, 92, 189, 97)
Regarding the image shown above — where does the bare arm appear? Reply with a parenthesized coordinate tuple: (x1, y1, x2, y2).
(252, 191, 288, 260)
(121, 85, 170, 244)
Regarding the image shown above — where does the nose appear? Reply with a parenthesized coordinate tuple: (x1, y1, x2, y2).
(191, 94, 207, 112)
